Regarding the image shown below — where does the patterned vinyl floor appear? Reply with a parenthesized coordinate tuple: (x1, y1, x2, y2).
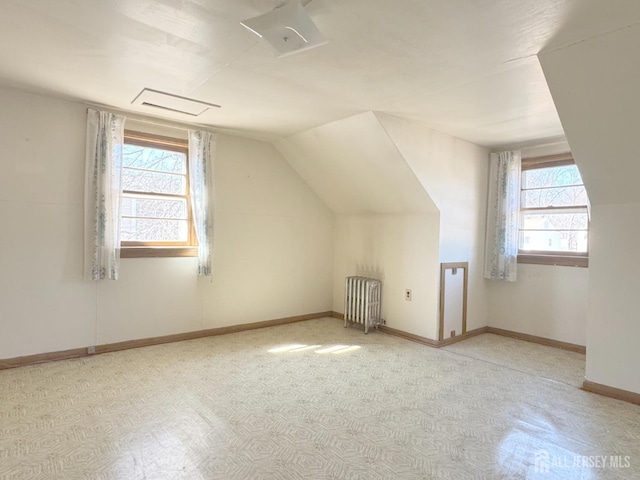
(441, 333, 587, 388)
(0, 318, 638, 479)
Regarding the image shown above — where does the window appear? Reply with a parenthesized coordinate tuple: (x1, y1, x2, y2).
(120, 130, 197, 258)
(518, 153, 589, 267)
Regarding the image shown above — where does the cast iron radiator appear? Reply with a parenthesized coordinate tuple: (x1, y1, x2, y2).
(344, 276, 382, 333)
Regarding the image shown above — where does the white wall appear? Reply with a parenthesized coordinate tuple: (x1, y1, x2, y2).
(275, 112, 439, 215)
(0, 90, 97, 359)
(540, 18, 640, 392)
(277, 112, 492, 339)
(488, 264, 587, 346)
(202, 133, 334, 329)
(376, 114, 490, 332)
(585, 204, 640, 393)
(276, 112, 442, 338)
(485, 140, 588, 346)
(333, 213, 441, 339)
(0, 87, 334, 359)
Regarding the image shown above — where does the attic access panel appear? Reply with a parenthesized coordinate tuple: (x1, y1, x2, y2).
(131, 88, 221, 117)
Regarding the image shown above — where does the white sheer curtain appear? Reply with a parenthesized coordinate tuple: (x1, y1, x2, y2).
(188, 130, 216, 277)
(84, 109, 126, 280)
(484, 150, 521, 281)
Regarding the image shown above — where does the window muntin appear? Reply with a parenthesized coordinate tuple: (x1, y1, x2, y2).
(518, 155, 589, 265)
(120, 131, 196, 254)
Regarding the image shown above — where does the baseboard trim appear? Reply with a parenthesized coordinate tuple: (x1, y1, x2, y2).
(439, 326, 489, 346)
(378, 325, 440, 347)
(0, 347, 88, 370)
(331, 312, 585, 353)
(0, 311, 333, 370)
(378, 325, 489, 348)
(331, 311, 487, 348)
(487, 327, 586, 354)
(582, 380, 640, 405)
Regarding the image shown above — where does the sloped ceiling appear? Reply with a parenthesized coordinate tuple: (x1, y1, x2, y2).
(0, 0, 588, 146)
(275, 112, 438, 214)
(539, 4, 640, 205)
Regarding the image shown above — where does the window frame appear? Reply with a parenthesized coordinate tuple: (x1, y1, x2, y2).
(517, 153, 589, 268)
(120, 130, 197, 258)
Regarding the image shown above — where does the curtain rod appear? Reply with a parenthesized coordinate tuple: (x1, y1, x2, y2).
(490, 135, 569, 154)
(83, 102, 219, 134)
(84, 101, 277, 143)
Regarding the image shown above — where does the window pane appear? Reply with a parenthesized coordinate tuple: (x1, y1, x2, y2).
(122, 169, 186, 195)
(522, 185, 588, 208)
(121, 218, 189, 242)
(519, 230, 588, 253)
(121, 196, 188, 220)
(522, 165, 583, 189)
(521, 212, 589, 230)
(123, 145, 186, 174)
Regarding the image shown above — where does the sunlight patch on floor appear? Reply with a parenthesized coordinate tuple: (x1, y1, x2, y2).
(268, 344, 361, 354)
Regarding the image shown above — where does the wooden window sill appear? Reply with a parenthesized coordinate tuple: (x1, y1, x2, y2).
(120, 247, 198, 258)
(518, 254, 588, 268)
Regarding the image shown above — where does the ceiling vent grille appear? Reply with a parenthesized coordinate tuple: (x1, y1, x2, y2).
(241, 0, 327, 57)
(131, 88, 221, 116)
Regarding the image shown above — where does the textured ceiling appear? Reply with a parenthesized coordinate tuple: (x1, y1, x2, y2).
(0, 0, 624, 147)
(275, 112, 439, 214)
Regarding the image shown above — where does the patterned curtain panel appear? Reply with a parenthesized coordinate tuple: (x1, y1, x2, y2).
(188, 130, 216, 276)
(484, 150, 521, 281)
(84, 109, 126, 280)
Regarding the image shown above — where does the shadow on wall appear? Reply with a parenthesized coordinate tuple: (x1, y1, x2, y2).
(354, 264, 385, 283)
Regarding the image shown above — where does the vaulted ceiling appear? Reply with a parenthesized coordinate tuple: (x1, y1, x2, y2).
(0, 0, 632, 147)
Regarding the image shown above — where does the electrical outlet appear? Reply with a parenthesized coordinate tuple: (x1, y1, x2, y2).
(451, 330, 456, 337)
(87, 346, 96, 355)
(405, 289, 412, 301)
